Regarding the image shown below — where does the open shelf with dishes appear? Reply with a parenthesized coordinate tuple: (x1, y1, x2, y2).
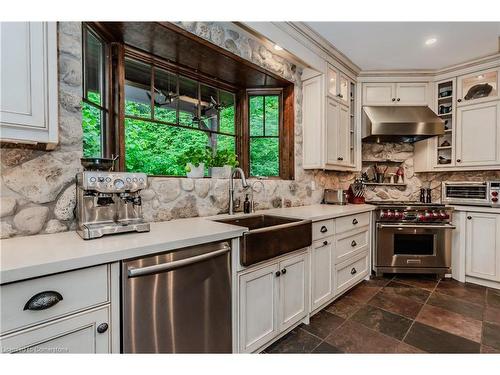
(435, 79, 455, 166)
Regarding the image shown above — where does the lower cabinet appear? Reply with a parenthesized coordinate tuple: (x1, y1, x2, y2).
(465, 212, 500, 282)
(310, 237, 334, 311)
(334, 250, 369, 295)
(0, 306, 111, 354)
(238, 251, 308, 353)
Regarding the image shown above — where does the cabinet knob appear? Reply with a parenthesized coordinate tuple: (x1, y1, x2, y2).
(320, 226, 328, 233)
(323, 240, 328, 246)
(456, 159, 461, 163)
(352, 218, 359, 225)
(467, 216, 472, 220)
(97, 323, 108, 334)
(392, 98, 396, 102)
(350, 267, 357, 275)
(457, 98, 462, 102)
(281, 269, 287, 275)
(351, 240, 357, 247)
(337, 157, 343, 161)
(275, 271, 281, 277)
(397, 98, 401, 102)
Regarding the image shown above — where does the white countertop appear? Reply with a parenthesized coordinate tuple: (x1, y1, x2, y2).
(447, 205, 500, 214)
(0, 217, 247, 284)
(0, 203, 375, 284)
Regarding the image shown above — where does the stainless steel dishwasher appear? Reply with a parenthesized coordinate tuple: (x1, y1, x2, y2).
(121, 241, 232, 353)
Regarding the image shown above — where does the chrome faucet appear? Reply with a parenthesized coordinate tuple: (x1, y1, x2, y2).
(229, 167, 249, 215)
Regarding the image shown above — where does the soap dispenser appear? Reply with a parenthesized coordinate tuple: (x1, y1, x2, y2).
(243, 194, 251, 214)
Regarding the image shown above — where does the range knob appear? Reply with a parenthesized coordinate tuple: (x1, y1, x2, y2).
(439, 211, 447, 219)
(89, 177, 96, 183)
(492, 191, 499, 197)
(432, 211, 439, 219)
(492, 197, 499, 203)
(114, 179, 125, 189)
(394, 210, 402, 219)
(386, 210, 394, 219)
(424, 211, 432, 221)
(380, 210, 387, 219)
(416, 212, 425, 221)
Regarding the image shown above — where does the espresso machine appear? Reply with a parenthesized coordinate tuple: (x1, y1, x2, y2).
(76, 171, 150, 239)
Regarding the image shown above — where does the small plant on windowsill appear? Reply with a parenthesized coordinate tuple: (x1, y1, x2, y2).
(178, 146, 211, 178)
(208, 149, 239, 179)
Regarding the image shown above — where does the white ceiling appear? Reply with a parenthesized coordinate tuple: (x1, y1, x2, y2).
(306, 22, 500, 71)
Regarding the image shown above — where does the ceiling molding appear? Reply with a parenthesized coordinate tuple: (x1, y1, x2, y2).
(359, 52, 500, 78)
(278, 22, 362, 77)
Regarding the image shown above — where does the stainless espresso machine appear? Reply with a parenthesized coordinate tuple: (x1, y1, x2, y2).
(76, 171, 150, 239)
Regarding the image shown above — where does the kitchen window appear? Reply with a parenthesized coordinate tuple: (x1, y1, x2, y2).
(248, 93, 281, 177)
(122, 57, 237, 176)
(81, 22, 294, 179)
(81, 25, 110, 158)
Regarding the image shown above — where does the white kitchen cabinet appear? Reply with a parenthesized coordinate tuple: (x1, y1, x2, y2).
(334, 250, 370, 296)
(326, 97, 351, 166)
(310, 238, 334, 311)
(362, 83, 395, 105)
(302, 69, 359, 172)
(0, 22, 58, 147)
(465, 212, 500, 282)
(238, 251, 308, 353)
(278, 253, 308, 332)
(327, 64, 350, 106)
(457, 68, 499, 107)
(238, 262, 280, 353)
(362, 82, 429, 106)
(0, 306, 111, 354)
(455, 101, 500, 167)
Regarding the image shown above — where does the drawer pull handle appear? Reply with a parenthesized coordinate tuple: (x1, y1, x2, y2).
(323, 240, 329, 246)
(97, 323, 109, 334)
(275, 271, 281, 277)
(350, 267, 357, 275)
(352, 219, 358, 225)
(320, 226, 328, 233)
(351, 240, 357, 247)
(281, 268, 287, 275)
(23, 291, 63, 311)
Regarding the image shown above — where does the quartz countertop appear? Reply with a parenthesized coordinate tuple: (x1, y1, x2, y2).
(0, 203, 375, 284)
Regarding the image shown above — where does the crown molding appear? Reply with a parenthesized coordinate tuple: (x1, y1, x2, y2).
(277, 22, 362, 77)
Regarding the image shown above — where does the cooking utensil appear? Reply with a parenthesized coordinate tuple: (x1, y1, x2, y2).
(81, 155, 119, 171)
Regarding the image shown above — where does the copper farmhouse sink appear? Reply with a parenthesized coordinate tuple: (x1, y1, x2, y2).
(215, 215, 312, 266)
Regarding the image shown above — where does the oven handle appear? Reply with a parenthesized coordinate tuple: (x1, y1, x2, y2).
(377, 224, 456, 230)
(127, 245, 230, 278)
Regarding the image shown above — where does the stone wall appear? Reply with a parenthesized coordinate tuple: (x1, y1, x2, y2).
(1, 22, 499, 239)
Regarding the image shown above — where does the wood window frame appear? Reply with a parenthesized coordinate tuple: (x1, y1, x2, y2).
(240, 86, 294, 180)
(82, 23, 114, 158)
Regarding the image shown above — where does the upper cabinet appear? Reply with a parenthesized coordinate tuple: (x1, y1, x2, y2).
(0, 22, 58, 148)
(414, 63, 500, 172)
(362, 82, 430, 106)
(302, 63, 359, 172)
(457, 68, 499, 107)
(327, 64, 350, 106)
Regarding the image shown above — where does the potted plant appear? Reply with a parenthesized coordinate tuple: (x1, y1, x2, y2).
(178, 146, 210, 178)
(209, 149, 239, 178)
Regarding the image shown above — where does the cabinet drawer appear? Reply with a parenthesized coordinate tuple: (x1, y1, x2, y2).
(0, 305, 111, 353)
(312, 219, 334, 240)
(335, 229, 369, 264)
(335, 250, 369, 295)
(1, 265, 109, 335)
(336, 213, 370, 234)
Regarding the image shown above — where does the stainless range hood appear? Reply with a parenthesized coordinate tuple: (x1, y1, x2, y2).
(362, 106, 445, 143)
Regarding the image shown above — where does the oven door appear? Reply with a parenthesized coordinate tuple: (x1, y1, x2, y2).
(376, 223, 455, 268)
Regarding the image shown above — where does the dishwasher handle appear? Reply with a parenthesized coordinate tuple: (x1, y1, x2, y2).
(127, 244, 230, 278)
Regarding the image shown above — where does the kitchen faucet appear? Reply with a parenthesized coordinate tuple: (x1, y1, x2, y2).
(229, 167, 249, 215)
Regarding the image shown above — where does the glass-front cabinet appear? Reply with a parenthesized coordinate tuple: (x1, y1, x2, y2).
(457, 68, 499, 106)
(434, 78, 456, 168)
(327, 64, 349, 105)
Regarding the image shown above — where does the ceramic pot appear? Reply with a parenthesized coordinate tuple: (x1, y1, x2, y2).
(186, 163, 205, 178)
(210, 165, 232, 179)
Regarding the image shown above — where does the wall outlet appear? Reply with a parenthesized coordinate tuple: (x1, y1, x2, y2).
(311, 181, 316, 191)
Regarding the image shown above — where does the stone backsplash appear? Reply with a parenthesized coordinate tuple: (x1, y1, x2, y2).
(0, 22, 499, 239)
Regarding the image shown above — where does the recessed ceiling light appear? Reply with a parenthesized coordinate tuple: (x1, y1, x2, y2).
(425, 38, 437, 46)
(274, 44, 283, 51)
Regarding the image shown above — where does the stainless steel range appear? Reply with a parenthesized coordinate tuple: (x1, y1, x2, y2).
(369, 201, 455, 277)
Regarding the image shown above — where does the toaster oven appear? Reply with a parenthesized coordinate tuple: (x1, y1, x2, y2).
(442, 181, 500, 207)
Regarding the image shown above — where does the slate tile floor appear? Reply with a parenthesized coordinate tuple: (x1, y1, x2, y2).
(264, 275, 500, 354)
